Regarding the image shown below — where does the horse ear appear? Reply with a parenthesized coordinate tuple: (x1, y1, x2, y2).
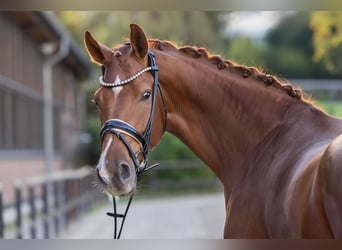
(84, 31, 113, 65)
(130, 24, 148, 60)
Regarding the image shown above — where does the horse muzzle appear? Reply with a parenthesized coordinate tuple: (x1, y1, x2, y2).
(96, 159, 137, 197)
(96, 134, 138, 197)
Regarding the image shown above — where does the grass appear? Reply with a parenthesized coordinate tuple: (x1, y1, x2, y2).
(316, 100, 342, 118)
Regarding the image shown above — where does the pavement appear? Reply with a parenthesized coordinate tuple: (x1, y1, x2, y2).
(58, 192, 226, 239)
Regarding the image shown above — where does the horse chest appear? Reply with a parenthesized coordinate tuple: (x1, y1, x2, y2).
(224, 187, 268, 238)
(224, 141, 331, 238)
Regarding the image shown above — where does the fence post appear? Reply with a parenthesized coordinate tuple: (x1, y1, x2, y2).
(42, 182, 49, 238)
(71, 178, 77, 221)
(28, 184, 36, 239)
(53, 181, 60, 237)
(78, 177, 84, 217)
(61, 179, 67, 230)
(64, 179, 70, 228)
(85, 175, 92, 210)
(76, 177, 82, 219)
(0, 183, 3, 238)
(15, 180, 23, 239)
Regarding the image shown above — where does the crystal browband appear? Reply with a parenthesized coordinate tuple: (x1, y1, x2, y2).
(99, 66, 153, 87)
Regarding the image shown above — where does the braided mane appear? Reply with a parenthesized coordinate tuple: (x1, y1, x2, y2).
(148, 39, 306, 101)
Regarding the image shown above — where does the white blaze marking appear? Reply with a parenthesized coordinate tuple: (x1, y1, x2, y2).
(112, 75, 123, 96)
(97, 135, 113, 184)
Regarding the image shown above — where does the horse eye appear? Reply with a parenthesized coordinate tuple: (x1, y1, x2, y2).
(141, 90, 151, 101)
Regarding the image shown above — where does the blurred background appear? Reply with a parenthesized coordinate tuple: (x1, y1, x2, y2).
(0, 11, 342, 238)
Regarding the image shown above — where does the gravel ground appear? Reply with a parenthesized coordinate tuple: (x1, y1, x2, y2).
(58, 192, 226, 239)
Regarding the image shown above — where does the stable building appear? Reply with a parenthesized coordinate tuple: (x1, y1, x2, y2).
(0, 12, 91, 204)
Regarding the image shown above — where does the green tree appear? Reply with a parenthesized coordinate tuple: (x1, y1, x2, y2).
(310, 11, 342, 76)
(227, 36, 267, 68)
(220, 12, 334, 79)
(264, 12, 333, 78)
(58, 11, 227, 53)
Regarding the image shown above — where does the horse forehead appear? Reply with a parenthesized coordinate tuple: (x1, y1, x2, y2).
(105, 59, 143, 83)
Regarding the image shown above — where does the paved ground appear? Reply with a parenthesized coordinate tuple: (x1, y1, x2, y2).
(58, 192, 226, 239)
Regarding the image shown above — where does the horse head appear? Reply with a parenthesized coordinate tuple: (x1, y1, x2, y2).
(85, 24, 166, 197)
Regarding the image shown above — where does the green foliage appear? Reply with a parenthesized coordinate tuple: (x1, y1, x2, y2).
(266, 12, 314, 56)
(264, 12, 333, 78)
(227, 36, 267, 68)
(263, 47, 321, 78)
(85, 117, 102, 164)
(59, 11, 227, 53)
(149, 133, 197, 161)
(310, 12, 342, 75)
(225, 12, 334, 79)
(74, 84, 102, 165)
(316, 100, 342, 118)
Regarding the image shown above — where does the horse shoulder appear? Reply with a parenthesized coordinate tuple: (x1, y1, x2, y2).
(320, 134, 342, 238)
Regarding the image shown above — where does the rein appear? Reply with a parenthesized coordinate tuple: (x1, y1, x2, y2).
(99, 49, 166, 239)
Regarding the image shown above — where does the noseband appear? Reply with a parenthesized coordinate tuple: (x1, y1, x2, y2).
(99, 48, 167, 238)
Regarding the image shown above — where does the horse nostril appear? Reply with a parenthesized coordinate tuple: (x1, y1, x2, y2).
(118, 161, 132, 184)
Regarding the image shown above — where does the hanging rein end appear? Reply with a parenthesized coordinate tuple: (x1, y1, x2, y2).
(106, 212, 124, 218)
(106, 161, 161, 239)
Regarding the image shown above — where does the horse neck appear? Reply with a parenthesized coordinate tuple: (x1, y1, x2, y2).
(155, 49, 294, 187)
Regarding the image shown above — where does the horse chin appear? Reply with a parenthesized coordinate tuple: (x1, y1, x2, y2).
(102, 182, 136, 197)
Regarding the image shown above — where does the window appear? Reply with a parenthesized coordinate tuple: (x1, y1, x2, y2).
(0, 85, 45, 151)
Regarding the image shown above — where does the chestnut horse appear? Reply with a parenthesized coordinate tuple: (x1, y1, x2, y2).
(85, 24, 342, 238)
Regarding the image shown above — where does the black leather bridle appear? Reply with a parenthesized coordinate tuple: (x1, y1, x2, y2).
(98, 48, 166, 238)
